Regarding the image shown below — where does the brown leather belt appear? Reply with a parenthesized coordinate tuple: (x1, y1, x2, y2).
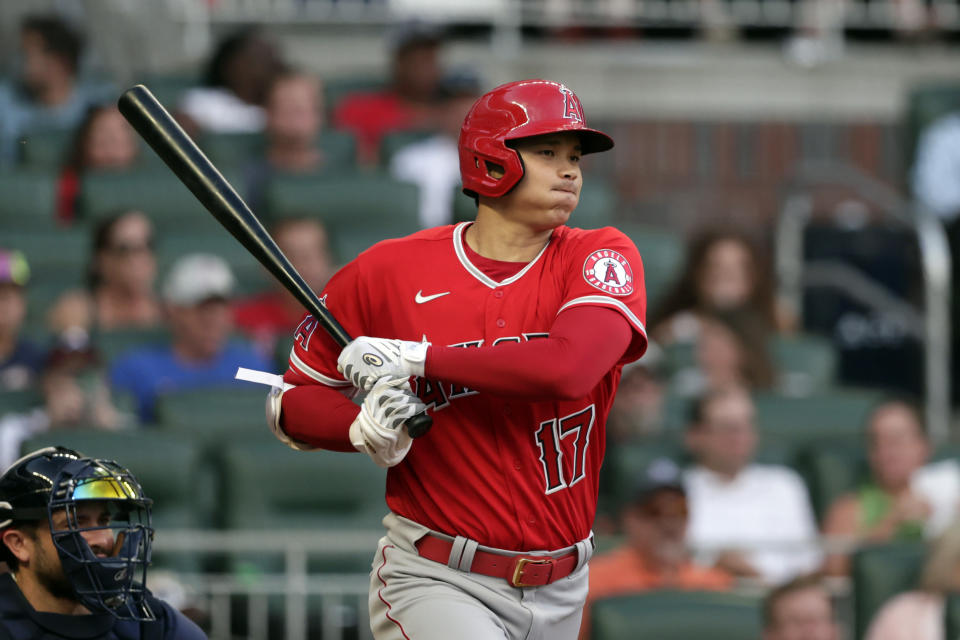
(415, 534, 580, 588)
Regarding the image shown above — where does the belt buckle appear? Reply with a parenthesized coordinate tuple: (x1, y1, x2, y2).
(510, 556, 554, 588)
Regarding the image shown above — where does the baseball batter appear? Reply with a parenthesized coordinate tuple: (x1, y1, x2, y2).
(269, 79, 647, 639)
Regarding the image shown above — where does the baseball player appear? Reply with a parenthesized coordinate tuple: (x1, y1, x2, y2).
(270, 79, 647, 639)
(0, 446, 207, 639)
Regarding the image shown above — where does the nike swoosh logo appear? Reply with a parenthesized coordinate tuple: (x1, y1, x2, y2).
(415, 290, 451, 304)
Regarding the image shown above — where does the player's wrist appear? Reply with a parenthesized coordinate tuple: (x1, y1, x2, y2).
(400, 340, 429, 378)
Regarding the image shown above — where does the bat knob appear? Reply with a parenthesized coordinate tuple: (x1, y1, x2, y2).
(406, 412, 433, 439)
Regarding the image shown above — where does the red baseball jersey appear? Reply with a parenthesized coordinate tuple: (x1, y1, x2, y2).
(285, 222, 647, 551)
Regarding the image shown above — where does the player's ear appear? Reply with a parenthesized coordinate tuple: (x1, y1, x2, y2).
(2, 528, 32, 566)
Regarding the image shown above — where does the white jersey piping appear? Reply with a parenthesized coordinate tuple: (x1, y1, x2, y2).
(452, 222, 553, 289)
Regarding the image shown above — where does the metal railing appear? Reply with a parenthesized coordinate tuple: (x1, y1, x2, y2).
(774, 162, 952, 444)
(153, 528, 868, 640)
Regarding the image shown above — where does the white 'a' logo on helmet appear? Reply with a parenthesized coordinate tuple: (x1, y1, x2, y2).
(559, 86, 583, 123)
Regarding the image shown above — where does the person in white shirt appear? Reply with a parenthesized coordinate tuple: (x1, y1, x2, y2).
(683, 385, 821, 585)
(390, 75, 479, 228)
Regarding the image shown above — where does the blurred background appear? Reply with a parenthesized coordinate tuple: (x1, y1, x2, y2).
(2, 0, 960, 638)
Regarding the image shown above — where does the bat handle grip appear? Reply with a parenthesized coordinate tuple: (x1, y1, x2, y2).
(405, 412, 433, 439)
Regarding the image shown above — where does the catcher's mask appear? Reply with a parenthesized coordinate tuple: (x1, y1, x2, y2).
(0, 447, 155, 621)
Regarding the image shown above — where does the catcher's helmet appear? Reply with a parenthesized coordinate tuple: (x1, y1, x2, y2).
(0, 447, 155, 621)
(458, 79, 613, 199)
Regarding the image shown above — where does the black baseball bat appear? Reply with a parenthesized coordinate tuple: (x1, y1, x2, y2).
(117, 84, 432, 438)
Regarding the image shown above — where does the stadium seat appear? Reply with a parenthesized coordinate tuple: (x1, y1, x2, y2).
(0, 170, 59, 231)
(79, 169, 232, 233)
(95, 327, 171, 365)
(202, 131, 358, 168)
(794, 442, 867, 523)
(138, 72, 199, 112)
(218, 441, 386, 573)
(0, 389, 43, 415)
(618, 222, 685, 312)
(598, 439, 684, 520)
(752, 387, 883, 447)
(17, 130, 72, 171)
(20, 429, 215, 529)
(770, 333, 838, 395)
(851, 542, 925, 640)
(265, 172, 421, 262)
(155, 387, 271, 433)
(945, 593, 960, 639)
(590, 590, 763, 640)
(378, 129, 434, 167)
(323, 76, 385, 119)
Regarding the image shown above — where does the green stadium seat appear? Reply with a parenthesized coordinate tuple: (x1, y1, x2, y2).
(18, 130, 72, 171)
(945, 593, 960, 640)
(794, 442, 867, 523)
(219, 441, 386, 573)
(851, 542, 925, 640)
(598, 439, 684, 520)
(94, 327, 171, 365)
(155, 387, 271, 433)
(3, 228, 89, 288)
(379, 129, 435, 167)
(79, 169, 231, 233)
(265, 172, 421, 263)
(752, 387, 883, 447)
(590, 590, 763, 640)
(618, 222, 685, 312)
(770, 333, 838, 395)
(20, 429, 215, 530)
(0, 389, 44, 415)
(0, 170, 58, 230)
(323, 77, 385, 119)
(137, 73, 199, 113)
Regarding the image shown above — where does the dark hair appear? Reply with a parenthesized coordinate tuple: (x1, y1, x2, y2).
(21, 14, 84, 74)
(687, 385, 749, 429)
(62, 103, 112, 172)
(702, 307, 776, 389)
(0, 520, 39, 571)
(763, 574, 832, 629)
(650, 227, 776, 332)
(86, 210, 154, 290)
(204, 27, 262, 88)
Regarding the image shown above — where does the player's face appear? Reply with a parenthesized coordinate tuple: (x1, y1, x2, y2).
(763, 588, 838, 640)
(500, 133, 583, 231)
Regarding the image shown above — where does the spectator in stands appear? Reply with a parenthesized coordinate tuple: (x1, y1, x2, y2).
(607, 345, 667, 441)
(865, 519, 960, 640)
(333, 22, 444, 164)
(0, 250, 43, 392)
(0, 333, 129, 469)
(48, 210, 161, 336)
(243, 71, 325, 214)
(109, 253, 270, 422)
(684, 385, 821, 584)
(821, 398, 958, 576)
(580, 458, 732, 639)
(763, 574, 840, 640)
(179, 27, 284, 134)
(0, 15, 111, 165)
(390, 73, 481, 228)
(670, 308, 776, 397)
(56, 105, 141, 222)
(234, 218, 334, 359)
(651, 227, 794, 346)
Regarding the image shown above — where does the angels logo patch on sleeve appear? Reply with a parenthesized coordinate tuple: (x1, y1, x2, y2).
(582, 249, 635, 296)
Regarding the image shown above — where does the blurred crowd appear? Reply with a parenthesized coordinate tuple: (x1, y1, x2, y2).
(2, 10, 960, 640)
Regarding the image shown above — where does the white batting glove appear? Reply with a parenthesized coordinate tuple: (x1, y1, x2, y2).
(337, 337, 430, 391)
(349, 376, 426, 468)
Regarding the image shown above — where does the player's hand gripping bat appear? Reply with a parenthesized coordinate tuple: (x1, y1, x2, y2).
(117, 84, 433, 438)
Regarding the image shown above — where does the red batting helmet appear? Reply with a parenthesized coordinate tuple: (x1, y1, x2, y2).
(459, 79, 613, 199)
